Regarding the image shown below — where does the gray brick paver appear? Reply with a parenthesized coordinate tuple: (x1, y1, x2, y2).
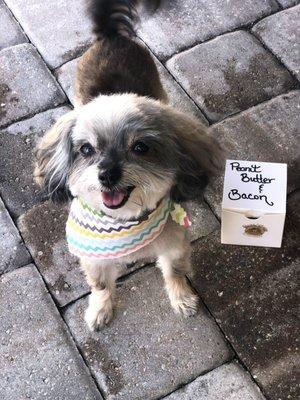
(164, 361, 265, 399)
(252, 5, 300, 80)
(4, 0, 93, 69)
(0, 0, 27, 50)
(64, 266, 232, 400)
(0, 106, 70, 219)
(166, 30, 296, 122)
(0, 197, 30, 274)
(0, 44, 65, 128)
(0, 264, 102, 400)
(138, 0, 279, 60)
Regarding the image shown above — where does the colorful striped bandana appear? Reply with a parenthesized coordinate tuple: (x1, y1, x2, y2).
(66, 197, 190, 260)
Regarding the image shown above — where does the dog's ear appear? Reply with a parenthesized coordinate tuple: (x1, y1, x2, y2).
(34, 110, 77, 202)
(164, 107, 225, 202)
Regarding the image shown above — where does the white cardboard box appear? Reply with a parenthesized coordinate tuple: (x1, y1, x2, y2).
(221, 160, 287, 248)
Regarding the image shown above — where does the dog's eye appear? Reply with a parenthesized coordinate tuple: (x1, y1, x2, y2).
(132, 141, 149, 154)
(80, 143, 95, 156)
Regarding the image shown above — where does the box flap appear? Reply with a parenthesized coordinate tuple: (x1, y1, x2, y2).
(222, 160, 287, 213)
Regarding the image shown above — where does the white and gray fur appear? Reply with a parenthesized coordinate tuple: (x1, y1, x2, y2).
(34, 0, 224, 330)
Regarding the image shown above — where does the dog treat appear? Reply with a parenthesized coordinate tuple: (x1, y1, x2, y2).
(242, 224, 268, 237)
(221, 159, 287, 248)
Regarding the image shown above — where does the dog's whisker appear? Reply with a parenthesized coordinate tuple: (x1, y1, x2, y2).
(131, 200, 143, 207)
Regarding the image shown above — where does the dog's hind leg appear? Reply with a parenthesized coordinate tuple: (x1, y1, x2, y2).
(157, 241, 199, 317)
(81, 259, 118, 331)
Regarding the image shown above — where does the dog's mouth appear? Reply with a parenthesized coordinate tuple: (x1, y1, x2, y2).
(101, 187, 135, 209)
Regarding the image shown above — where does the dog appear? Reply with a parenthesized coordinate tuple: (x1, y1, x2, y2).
(34, 0, 224, 331)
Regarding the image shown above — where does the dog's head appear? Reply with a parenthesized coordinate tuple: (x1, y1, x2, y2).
(35, 94, 223, 219)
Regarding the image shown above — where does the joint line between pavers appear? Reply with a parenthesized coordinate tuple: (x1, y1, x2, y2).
(3, 0, 48, 68)
(160, 4, 284, 65)
(116, 261, 155, 283)
(203, 198, 221, 224)
(59, 309, 107, 399)
(53, 74, 75, 108)
(2, 0, 72, 106)
(54, 56, 79, 72)
(208, 88, 300, 126)
(190, 225, 220, 246)
(163, 26, 250, 65)
(137, 36, 211, 124)
(3, 0, 40, 57)
(0, 102, 70, 130)
(2, 0, 30, 44)
(161, 66, 211, 124)
(251, 29, 300, 84)
(156, 358, 238, 400)
(281, 2, 300, 10)
(273, 0, 284, 10)
(60, 291, 90, 313)
(53, 43, 92, 71)
(53, 56, 83, 105)
(187, 276, 269, 400)
(187, 275, 237, 359)
(0, 195, 33, 267)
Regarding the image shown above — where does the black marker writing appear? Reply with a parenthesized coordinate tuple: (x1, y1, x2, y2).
(230, 161, 261, 173)
(228, 189, 274, 206)
(240, 173, 275, 184)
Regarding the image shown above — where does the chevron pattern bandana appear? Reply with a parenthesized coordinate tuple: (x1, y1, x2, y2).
(66, 197, 190, 260)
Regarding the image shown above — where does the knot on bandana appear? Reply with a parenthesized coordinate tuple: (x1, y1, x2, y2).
(66, 197, 190, 260)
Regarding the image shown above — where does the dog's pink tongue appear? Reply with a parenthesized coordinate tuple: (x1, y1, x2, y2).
(102, 190, 126, 207)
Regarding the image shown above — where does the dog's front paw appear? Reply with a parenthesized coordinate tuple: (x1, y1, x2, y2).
(84, 300, 114, 331)
(171, 292, 199, 317)
(166, 279, 199, 317)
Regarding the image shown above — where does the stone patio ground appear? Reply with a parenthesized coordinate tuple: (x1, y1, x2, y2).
(0, 1, 299, 399)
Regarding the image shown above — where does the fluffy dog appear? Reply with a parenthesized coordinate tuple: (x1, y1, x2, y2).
(34, 0, 223, 331)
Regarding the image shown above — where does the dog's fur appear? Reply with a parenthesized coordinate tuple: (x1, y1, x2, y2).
(34, 0, 224, 330)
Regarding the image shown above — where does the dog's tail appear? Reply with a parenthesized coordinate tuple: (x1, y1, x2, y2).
(87, 0, 159, 38)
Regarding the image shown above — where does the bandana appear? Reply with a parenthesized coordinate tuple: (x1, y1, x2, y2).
(66, 197, 190, 260)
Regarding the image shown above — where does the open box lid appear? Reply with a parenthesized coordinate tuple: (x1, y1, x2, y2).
(222, 160, 287, 214)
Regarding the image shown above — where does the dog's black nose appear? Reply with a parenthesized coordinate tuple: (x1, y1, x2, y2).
(98, 167, 121, 187)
